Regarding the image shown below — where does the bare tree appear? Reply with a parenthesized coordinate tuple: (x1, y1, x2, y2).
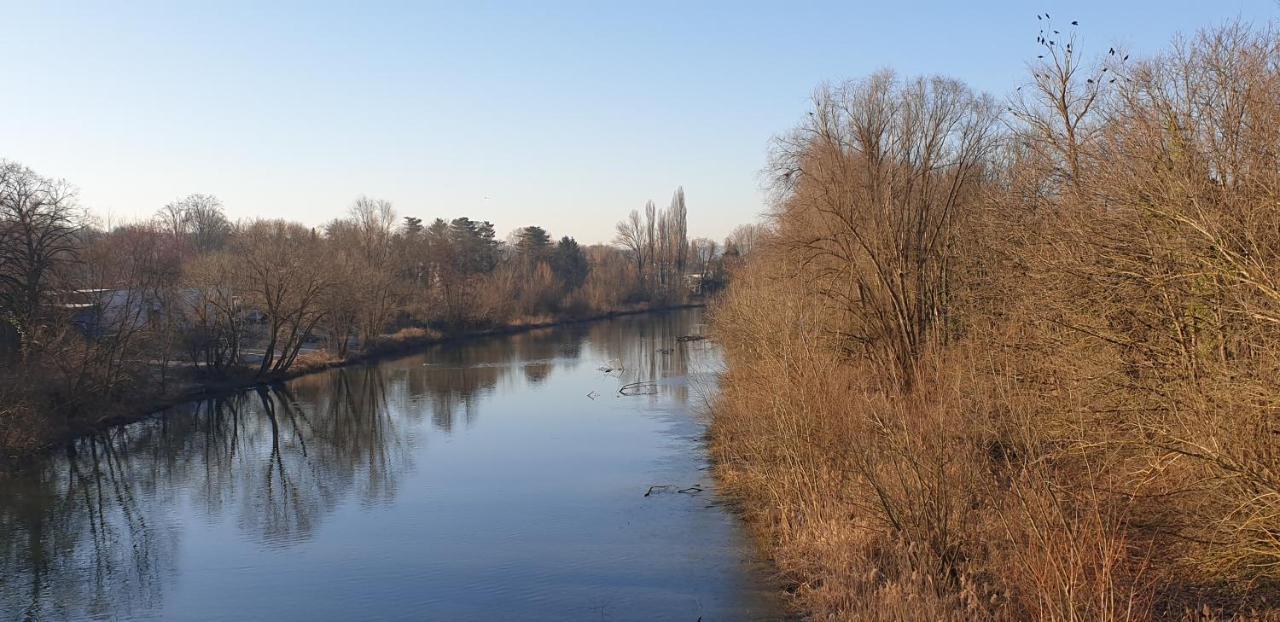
(0, 161, 81, 349)
(644, 200, 656, 290)
(184, 252, 245, 371)
(613, 208, 647, 292)
(348, 196, 396, 263)
(772, 71, 999, 388)
(727, 224, 766, 257)
(156, 194, 230, 252)
(156, 201, 190, 239)
(1007, 19, 1121, 194)
(689, 237, 717, 276)
(232, 221, 330, 376)
(668, 187, 689, 278)
(186, 195, 231, 252)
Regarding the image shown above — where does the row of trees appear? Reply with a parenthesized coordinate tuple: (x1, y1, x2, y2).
(0, 171, 749, 453)
(613, 187, 690, 296)
(712, 20, 1280, 620)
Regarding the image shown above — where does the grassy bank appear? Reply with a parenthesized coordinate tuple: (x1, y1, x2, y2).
(710, 264, 1022, 620)
(1, 302, 703, 467)
(710, 246, 1272, 621)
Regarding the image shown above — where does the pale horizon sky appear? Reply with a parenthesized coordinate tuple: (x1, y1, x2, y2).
(4, 1, 1276, 245)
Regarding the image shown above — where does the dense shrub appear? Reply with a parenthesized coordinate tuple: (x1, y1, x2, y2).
(711, 21, 1280, 621)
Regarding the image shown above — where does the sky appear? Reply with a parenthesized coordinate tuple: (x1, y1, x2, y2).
(2, 1, 1276, 244)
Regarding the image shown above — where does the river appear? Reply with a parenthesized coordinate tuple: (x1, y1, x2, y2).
(0, 308, 784, 621)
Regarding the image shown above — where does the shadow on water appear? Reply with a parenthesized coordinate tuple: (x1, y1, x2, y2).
(0, 309, 784, 621)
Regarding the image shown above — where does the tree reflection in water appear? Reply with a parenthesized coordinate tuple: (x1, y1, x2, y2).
(0, 310, 711, 621)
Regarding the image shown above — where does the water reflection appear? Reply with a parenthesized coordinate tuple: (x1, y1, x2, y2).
(0, 310, 740, 621)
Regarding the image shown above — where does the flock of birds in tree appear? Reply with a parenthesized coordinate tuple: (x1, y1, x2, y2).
(1022, 13, 1131, 96)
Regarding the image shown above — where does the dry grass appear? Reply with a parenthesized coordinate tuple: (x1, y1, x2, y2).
(381, 326, 445, 343)
(289, 350, 342, 372)
(506, 314, 558, 328)
(711, 249, 1172, 621)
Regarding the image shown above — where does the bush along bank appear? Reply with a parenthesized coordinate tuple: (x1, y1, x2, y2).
(708, 22, 1280, 621)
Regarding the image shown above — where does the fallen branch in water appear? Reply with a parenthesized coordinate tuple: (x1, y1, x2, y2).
(619, 381, 658, 396)
(644, 484, 705, 497)
(676, 335, 706, 342)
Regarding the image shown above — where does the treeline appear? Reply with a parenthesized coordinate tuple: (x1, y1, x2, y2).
(0, 170, 743, 455)
(712, 20, 1280, 621)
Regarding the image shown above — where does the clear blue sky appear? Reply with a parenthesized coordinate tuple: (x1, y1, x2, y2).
(3, 1, 1275, 244)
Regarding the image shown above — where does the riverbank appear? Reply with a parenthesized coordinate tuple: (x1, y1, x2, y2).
(1, 301, 705, 468)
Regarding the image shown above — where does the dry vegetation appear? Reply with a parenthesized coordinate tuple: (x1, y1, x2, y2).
(711, 21, 1280, 621)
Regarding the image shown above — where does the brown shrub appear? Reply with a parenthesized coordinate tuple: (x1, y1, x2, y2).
(289, 350, 341, 373)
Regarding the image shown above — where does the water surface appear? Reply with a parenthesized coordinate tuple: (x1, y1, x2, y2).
(0, 309, 783, 621)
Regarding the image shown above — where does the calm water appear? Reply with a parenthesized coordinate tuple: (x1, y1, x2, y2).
(0, 309, 783, 621)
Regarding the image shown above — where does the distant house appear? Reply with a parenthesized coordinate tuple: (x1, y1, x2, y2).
(53, 289, 157, 336)
(54, 288, 212, 336)
(52, 287, 267, 339)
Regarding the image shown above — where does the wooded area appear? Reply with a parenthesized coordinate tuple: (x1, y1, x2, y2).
(711, 20, 1280, 620)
